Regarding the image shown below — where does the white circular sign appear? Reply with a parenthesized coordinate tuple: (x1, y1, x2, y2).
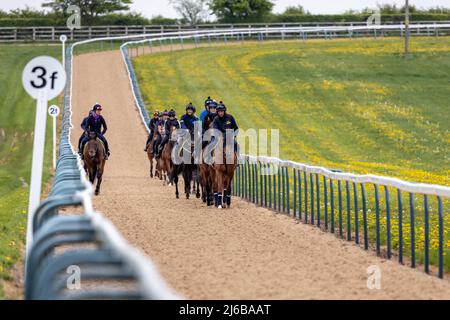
(22, 56, 66, 101)
(48, 105, 60, 117)
(60, 34, 67, 42)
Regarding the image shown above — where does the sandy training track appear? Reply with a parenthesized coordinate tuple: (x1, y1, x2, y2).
(70, 50, 450, 299)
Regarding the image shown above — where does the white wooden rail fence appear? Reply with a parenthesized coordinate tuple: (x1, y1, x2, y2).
(1, 21, 450, 42)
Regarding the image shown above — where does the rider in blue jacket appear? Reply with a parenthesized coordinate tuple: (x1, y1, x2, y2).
(180, 103, 199, 131)
(199, 96, 213, 122)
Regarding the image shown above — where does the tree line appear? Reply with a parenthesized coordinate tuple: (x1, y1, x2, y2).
(1, 0, 450, 27)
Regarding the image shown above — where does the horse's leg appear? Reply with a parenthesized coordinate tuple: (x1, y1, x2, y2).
(183, 169, 191, 199)
(175, 174, 179, 199)
(225, 170, 233, 207)
(216, 169, 223, 209)
(195, 178, 200, 198)
(223, 174, 230, 208)
(150, 157, 154, 178)
(95, 164, 103, 196)
(88, 166, 95, 184)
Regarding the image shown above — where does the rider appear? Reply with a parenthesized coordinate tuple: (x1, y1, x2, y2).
(199, 96, 214, 121)
(154, 110, 169, 159)
(180, 103, 199, 132)
(144, 110, 160, 152)
(157, 109, 180, 156)
(202, 100, 218, 134)
(212, 101, 239, 152)
(78, 110, 93, 155)
(80, 103, 110, 160)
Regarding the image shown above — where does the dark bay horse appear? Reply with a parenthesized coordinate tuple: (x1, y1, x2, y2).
(83, 132, 106, 196)
(170, 132, 200, 200)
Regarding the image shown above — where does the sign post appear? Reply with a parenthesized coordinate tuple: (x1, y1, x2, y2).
(60, 35, 67, 67)
(22, 56, 66, 255)
(48, 105, 61, 169)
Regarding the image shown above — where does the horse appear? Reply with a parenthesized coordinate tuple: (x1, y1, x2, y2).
(199, 114, 217, 206)
(83, 132, 106, 196)
(146, 132, 159, 178)
(213, 138, 237, 209)
(160, 136, 175, 187)
(170, 130, 200, 200)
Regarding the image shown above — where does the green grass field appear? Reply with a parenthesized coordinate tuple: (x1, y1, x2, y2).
(133, 37, 449, 186)
(0, 44, 59, 299)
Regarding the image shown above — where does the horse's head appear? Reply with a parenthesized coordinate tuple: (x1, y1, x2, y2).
(86, 132, 99, 160)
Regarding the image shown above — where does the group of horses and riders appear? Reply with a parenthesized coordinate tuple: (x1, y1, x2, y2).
(76, 98, 239, 208)
(144, 97, 239, 208)
(77, 103, 110, 196)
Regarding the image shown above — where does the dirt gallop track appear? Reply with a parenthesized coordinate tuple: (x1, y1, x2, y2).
(70, 50, 450, 299)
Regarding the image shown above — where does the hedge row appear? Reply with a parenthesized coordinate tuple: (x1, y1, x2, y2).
(0, 13, 449, 28)
(271, 13, 450, 23)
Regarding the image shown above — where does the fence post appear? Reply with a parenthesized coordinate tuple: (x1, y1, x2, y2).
(424, 195, 429, 274)
(286, 167, 290, 215)
(293, 169, 297, 218)
(316, 174, 320, 227)
(304, 172, 308, 223)
(346, 181, 351, 241)
(438, 197, 444, 278)
(281, 166, 286, 213)
(353, 183, 359, 244)
(385, 186, 391, 259)
(330, 179, 335, 233)
(409, 193, 415, 268)
(374, 185, 381, 256)
(324, 177, 328, 231)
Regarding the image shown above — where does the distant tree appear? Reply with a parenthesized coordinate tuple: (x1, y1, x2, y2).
(208, 0, 274, 23)
(283, 4, 308, 15)
(170, 0, 208, 25)
(151, 15, 180, 25)
(42, 0, 132, 23)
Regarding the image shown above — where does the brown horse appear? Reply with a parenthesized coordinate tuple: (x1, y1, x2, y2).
(159, 138, 174, 186)
(213, 141, 237, 209)
(146, 132, 159, 178)
(83, 132, 106, 196)
(199, 114, 216, 205)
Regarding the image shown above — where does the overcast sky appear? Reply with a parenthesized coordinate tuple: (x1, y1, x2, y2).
(1, 0, 448, 18)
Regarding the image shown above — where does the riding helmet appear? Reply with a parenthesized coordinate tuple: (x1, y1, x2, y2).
(216, 101, 226, 112)
(186, 103, 196, 113)
(168, 109, 176, 117)
(162, 110, 169, 116)
(208, 101, 218, 109)
(204, 96, 213, 107)
(93, 103, 103, 111)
